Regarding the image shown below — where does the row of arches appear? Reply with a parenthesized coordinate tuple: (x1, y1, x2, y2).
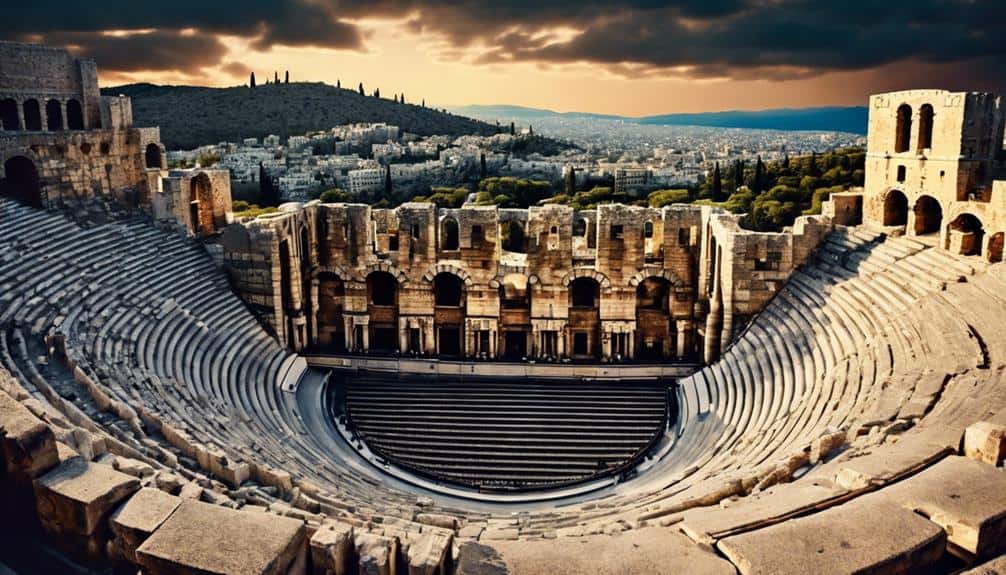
(0, 98, 85, 131)
(883, 190, 1003, 262)
(315, 271, 682, 360)
(894, 103, 934, 154)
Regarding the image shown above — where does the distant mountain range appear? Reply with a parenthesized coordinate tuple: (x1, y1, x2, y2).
(449, 104, 869, 135)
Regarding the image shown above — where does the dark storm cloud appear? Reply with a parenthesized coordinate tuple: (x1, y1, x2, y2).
(3, 0, 1005, 83)
(38, 30, 228, 73)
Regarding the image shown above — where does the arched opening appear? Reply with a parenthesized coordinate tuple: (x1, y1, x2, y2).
(66, 99, 84, 130)
(499, 273, 531, 360)
(913, 195, 942, 236)
(318, 272, 346, 352)
(917, 104, 934, 151)
(190, 173, 216, 235)
(145, 143, 162, 169)
(433, 272, 465, 357)
(987, 232, 1004, 264)
(0, 156, 42, 208)
(366, 271, 398, 352)
(643, 221, 653, 238)
(895, 104, 912, 153)
(0, 99, 18, 130)
(569, 277, 601, 358)
(883, 190, 908, 228)
(23, 99, 42, 131)
(45, 100, 63, 131)
(502, 220, 525, 253)
(441, 217, 459, 251)
(636, 277, 672, 360)
(947, 213, 984, 256)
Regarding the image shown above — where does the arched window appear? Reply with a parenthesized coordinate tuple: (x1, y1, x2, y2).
(367, 271, 397, 306)
(917, 104, 934, 151)
(895, 104, 912, 153)
(66, 99, 84, 130)
(145, 143, 162, 169)
(503, 220, 525, 253)
(23, 99, 42, 131)
(0, 99, 18, 130)
(441, 217, 459, 250)
(434, 272, 464, 307)
(572, 218, 586, 237)
(45, 100, 63, 131)
(635, 277, 670, 311)
(570, 277, 600, 308)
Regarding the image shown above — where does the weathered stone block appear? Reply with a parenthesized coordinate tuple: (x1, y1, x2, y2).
(964, 421, 1006, 466)
(355, 532, 397, 575)
(135, 499, 306, 575)
(0, 390, 59, 480)
(33, 458, 141, 536)
(109, 487, 181, 562)
(310, 521, 354, 575)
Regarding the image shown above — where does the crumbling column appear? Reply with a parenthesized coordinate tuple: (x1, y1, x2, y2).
(704, 268, 723, 364)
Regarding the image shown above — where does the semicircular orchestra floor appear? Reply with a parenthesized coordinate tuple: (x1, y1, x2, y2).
(330, 374, 675, 492)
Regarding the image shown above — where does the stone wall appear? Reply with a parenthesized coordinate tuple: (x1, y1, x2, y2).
(862, 89, 1006, 261)
(222, 201, 833, 363)
(0, 42, 102, 130)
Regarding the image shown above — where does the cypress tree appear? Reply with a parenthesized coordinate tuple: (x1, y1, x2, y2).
(712, 162, 722, 201)
(284, 70, 289, 83)
(565, 166, 576, 195)
(359, 82, 364, 95)
(337, 79, 341, 89)
(250, 72, 256, 88)
(753, 156, 765, 194)
(809, 151, 820, 177)
(510, 122, 515, 136)
(374, 88, 380, 98)
(735, 159, 744, 192)
(274, 71, 279, 83)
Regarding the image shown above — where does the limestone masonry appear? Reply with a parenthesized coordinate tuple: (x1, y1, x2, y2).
(4, 41, 1006, 575)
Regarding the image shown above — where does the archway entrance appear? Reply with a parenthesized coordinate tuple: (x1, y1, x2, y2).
(883, 190, 908, 229)
(190, 173, 216, 235)
(913, 195, 942, 236)
(499, 273, 530, 360)
(947, 214, 984, 257)
(1, 156, 42, 208)
(433, 272, 465, 357)
(318, 273, 345, 352)
(635, 277, 672, 360)
(145, 143, 162, 169)
(366, 271, 399, 352)
(569, 277, 601, 359)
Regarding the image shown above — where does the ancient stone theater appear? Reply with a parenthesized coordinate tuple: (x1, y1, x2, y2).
(2, 42, 1006, 575)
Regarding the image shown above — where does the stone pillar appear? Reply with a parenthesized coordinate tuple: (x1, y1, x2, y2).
(704, 252, 723, 364)
(362, 324, 370, 352)
(399, 319, 409, 353)
(627, 333, 634, 359)
(60, 101, 68, 131)
(676, 320, 689, 358)
(602, 331, 612, 359)
(16, 101, 25, 131)
(465, 325, 474, 358)
(558, 329, 565, 357)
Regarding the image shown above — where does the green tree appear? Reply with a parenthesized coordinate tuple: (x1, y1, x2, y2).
(565, 166, 576, 195)
(383, 164, 392, 200)
(358, 82, 364, 95)
(648, 189, 691, 208)
(510, 122, 515, 136)
(319, 188, 350, 203)
(711, 162, 723, 201)
(480, 153, 487, 179)
(250, 72, 256, 88)
(284, 70, 289, 83)
(752, 156, 765, 194)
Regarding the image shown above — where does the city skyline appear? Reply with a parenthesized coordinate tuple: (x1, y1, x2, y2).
(4, 0, 1005, 116)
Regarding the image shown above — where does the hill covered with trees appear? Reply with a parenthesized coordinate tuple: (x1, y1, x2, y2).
(103, 81, 497, 149)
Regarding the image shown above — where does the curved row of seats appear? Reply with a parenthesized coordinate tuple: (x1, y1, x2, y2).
(342, 375, 668, 490)
(3, 196, 1006, 574)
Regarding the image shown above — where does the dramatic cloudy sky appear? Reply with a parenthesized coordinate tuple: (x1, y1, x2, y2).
(6, 0, 1005, 115)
